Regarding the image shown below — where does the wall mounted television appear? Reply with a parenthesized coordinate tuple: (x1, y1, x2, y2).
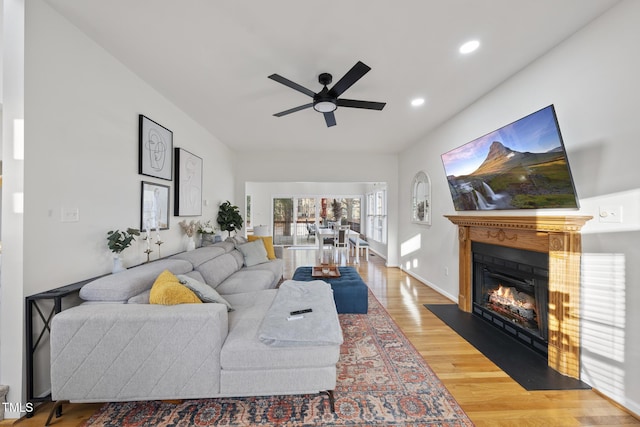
(441, 105, 579, 211)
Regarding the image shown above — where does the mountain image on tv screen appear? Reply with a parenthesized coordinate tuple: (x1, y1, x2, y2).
(441, 105, 579, 211)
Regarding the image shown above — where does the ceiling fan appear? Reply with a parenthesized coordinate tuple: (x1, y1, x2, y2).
(268, 61, 386, 127)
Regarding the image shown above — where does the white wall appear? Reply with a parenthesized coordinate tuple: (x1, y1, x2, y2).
(0, 0, 236, 407)
(398, 0, 640, 413)
(236, 150, 399, 266)
(24, 0, 235, 293)
(0, 0, 24, 418)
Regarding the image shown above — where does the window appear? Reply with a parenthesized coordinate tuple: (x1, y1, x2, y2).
(271, 195, 361, 246)
(323, 197, 361, 232)
(366, 188, 387, 243)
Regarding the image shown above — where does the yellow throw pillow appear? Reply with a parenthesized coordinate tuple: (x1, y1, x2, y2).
(247, 235, 276, 260)
(149, 270, 202, 305)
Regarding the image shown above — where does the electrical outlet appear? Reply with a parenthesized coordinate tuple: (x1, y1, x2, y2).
(598, 206, 623, 223)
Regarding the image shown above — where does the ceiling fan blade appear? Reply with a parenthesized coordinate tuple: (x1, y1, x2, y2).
(323, 111, 337, 127)
(327, 61, 371, 97)
(273, 103, 313, 117)
(268, 74, 316, 98)
(337, 99, 386, 110)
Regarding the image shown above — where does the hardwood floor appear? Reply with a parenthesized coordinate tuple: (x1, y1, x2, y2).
(6, 247, 639, 426)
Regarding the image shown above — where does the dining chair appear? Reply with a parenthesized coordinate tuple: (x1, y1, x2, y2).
(334, 225, 350, 261)
(306, 222, 317, 241)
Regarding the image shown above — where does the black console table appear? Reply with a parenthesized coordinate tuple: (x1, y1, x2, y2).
(24, 275, 106, 416)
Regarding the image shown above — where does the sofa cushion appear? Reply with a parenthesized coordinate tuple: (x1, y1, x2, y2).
(149, 270, 202, 305)
(215, 240, 236, 253)
(127, 290, 150, 304)
(221, 290, 340, 370)
(215, 269, 277, 295)
(247, 235, 276, 260)
(80, 259, 193, 302)
(196, 253, 241, 288)
(182, 270, 207, 283)
(170, 246, 227, 268)
(230, 250, 245, 269)
(236, 240, 269, 267)
(244, 258, 283, 280)
(176, 274, 234, 311)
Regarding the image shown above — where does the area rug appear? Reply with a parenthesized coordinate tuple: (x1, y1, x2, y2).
(82, 293, 473, 426)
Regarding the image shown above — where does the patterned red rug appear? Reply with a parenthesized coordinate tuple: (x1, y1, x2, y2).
(83, 292, 473, 426)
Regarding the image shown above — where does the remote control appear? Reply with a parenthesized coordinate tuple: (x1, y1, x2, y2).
(287, 314, 304, 321)
(290, 308, 312, 316)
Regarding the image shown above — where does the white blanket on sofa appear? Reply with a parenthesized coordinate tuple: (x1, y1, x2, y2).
(258, 280, 344, 347)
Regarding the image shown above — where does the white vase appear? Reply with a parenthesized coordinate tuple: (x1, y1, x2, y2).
(112, 255, 125, 274)
(186, 236, 196, 251)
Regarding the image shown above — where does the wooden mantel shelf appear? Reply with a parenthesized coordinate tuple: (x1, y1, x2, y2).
(444, 214, 592, 379)
(444, 215, 592, 232)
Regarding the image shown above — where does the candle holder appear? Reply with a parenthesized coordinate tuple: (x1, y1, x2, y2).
(143, 234, 153, 262)
(155, 240, 164, 259)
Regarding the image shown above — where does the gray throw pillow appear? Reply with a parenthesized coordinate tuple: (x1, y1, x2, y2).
(176, 274, 234, 311)
(237, 240, 269, 267)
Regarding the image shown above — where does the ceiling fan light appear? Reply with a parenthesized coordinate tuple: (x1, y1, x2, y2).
(313, 101, 337, 113)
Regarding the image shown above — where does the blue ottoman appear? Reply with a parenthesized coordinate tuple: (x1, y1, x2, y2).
(292, 266, 368, 314)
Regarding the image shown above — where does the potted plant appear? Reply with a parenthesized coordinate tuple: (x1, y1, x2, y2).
(217, 201, 244, 238)
(106, 228, 140, 273)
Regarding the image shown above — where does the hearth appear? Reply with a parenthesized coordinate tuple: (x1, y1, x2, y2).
(472, 242, 549, 356)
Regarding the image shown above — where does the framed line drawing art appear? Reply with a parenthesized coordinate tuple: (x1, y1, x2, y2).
(174, 148, 203, 216)
(139, 115, 173, 180)
(141, 181, 170, 231)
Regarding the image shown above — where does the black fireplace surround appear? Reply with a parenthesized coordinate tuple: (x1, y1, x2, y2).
(472, 242, 549, 356)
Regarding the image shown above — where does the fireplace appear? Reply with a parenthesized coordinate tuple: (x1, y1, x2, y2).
(472, 242, 549, 356)
(445, 215, 592, 379)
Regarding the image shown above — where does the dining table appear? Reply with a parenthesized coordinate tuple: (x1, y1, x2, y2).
(316, 227, 362, 264)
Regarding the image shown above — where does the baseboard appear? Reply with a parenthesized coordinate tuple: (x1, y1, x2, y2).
(399, 267, 458, 302)
(366, 248, 388, 263)
(592, 388, 640, 421)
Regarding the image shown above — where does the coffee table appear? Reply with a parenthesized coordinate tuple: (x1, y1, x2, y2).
(292, 266, 368, 314)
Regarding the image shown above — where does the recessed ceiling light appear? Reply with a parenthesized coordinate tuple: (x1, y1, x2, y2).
(459, 40, 480, 54)
(411, 98, 425, 107)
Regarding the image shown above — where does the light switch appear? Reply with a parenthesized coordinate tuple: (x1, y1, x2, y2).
(61, 207, 80, 222)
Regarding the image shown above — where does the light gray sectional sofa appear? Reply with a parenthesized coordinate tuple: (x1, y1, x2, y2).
(49, 239, 343, 421)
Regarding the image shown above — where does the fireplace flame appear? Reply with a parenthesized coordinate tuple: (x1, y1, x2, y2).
(489, 285, 536, 311)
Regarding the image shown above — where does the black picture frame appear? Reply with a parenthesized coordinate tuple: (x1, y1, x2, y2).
(174, 148, 203, 216)
(141, 181, 170, 231)
(139, 115, 173, 180)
